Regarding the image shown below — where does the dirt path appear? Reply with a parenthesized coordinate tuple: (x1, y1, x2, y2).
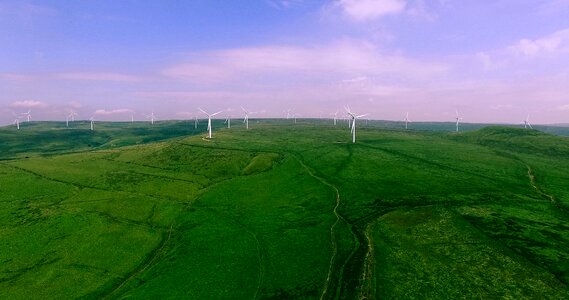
(294, 157, 357, 300)
(358, 221, 376, 299)
(526, 165, 562, 209)
(101, 225, 173, 299)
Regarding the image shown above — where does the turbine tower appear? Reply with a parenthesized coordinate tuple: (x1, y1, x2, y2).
(284, 108, 292, 120)
(199, 108, 223, 139)
(333, 110, 338, 125)
(524, 114, 533, 129)
(404, 112, 411, 129)
(89, 117, 94, 131)
(224, 114, 231, 129)
(345, 106, 368, 143)
(194, 115, 199, 129)
(242, 107, 254, 129)
(23, 110, 31, 122)
(14, 116, 21, 130)
(66, 111, 77, 127)
(291, 113, 299, 124)
(455, 110, 463, 132)
(145, 112, 156, 125)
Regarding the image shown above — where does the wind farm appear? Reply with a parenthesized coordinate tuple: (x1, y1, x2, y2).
(1, 118, 569, 299)
(2, 1, 569, 299)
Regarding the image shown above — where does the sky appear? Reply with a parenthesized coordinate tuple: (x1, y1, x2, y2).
(1, 0, 569, 125)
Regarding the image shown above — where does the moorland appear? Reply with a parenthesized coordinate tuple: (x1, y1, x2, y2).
(1, 120, 568, 299)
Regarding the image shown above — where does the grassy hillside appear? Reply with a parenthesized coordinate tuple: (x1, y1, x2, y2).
(0, 123, 568, 299)
(0, 120, 201, 159)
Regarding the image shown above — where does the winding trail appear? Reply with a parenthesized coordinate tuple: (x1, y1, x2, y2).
(101, 225, 173, 299)
(293, 157, 357, 300)
(526, 165, 567, 213)
(358, 221, 376, 299)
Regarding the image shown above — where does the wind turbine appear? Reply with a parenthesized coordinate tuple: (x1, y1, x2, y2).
(333, 110, 338, 125)
(242, 107, 254, 129)
(13, 115, 21, 130)
(22, 110, 31, 122)
(89, 116, 94, 131)
(199, 108, 223, 139)
(455, 110, 463, 132)
(145, 112, 156, 125)
(345, 106, 368, 143)
(524, 114, 533, 129)
(194, 115, 199, 129)
(284, 108, 292, 120)
(66, 111, 77, 127)
(290, 113, 299, 124)
(404, 112, 411, 129)
(224, 114, 231, 128)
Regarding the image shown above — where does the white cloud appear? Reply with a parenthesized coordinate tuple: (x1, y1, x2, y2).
(342, 76, 369, 83)
(335, 0, 406, 21)
(94, 109, 132, 115)
(67, 101, 83, 109)
(509, 28, 569, 57)
(558, 104, 569, 111)
(162, 40, 449, 84)
(56, 72, 143, 82)
(10, 100, 47, 109)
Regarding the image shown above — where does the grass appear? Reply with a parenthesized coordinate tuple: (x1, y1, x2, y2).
(0, 120, 568, 299)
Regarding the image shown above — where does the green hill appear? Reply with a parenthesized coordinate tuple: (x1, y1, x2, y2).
(0, 124, 568, 299)
(0, 121, 202, 159)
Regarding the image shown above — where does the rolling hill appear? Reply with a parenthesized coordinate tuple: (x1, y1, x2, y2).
(0, 121, 568, 299)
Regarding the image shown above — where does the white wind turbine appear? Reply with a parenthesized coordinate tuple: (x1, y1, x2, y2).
(22, 110, 31, 122)
(13, 114, 21, 130)
(194, 115, 199, 129)
(224, 114, 231, 128)
(455, 110, 463, 132)
(66, 111, 77, 127)
(242, 107, 255, 129)
(199, 108, 223, 139)
(404, 112, 411, 129)
(145, 112, 156, 125)
(89, 116, 94, 131)
(333, 110, 338, 125)
(345, 106, 368, 143)
(290, 113, 299, 124)
(284, 108, 292, 120)
(524, 114, 533, 129)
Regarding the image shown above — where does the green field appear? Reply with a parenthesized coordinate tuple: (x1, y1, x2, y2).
(1, 120, 568, 299)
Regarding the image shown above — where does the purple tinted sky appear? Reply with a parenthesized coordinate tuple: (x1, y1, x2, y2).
(1, 0, 569, 125)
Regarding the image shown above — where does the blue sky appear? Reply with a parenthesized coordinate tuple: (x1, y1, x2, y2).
(1, 0, 569, 125)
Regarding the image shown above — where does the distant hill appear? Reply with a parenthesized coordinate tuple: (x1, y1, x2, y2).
(0, 121, 201, 159)
(454, 126, 569, 157)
